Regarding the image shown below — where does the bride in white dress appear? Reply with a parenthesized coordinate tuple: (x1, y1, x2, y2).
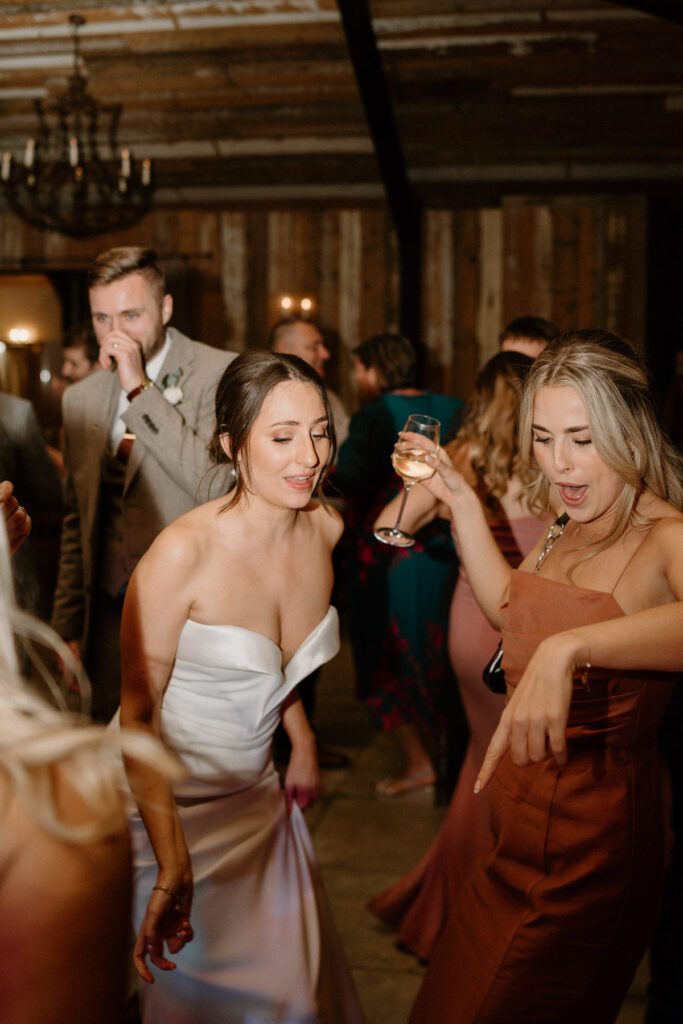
(119, 351, 364, 1023)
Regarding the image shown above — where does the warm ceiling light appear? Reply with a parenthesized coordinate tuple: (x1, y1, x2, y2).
(300, 297, 313, 313)
(280, 295, 293, 311)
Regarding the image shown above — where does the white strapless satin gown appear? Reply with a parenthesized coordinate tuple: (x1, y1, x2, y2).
(128, 607, 364, 1024)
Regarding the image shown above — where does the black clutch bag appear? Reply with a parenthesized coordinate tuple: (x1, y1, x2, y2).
(482, 640, 506, 694)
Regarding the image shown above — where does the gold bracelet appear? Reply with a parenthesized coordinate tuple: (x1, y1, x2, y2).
(152, 884, 176, 899)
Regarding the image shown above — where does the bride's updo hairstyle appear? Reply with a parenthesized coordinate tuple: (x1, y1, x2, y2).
(210, 349, 337, 510)
(519, 334, 683, 555)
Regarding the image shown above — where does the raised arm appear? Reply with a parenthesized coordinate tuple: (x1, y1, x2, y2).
(374, 442, 470, 536)
(374, 477, 442, 536)
(121, 352, 235, 503)
(120, 528, 198, 982)
(423, 453, 516, 628)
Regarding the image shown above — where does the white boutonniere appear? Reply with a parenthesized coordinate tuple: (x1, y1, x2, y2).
(160, 367, 184, 406)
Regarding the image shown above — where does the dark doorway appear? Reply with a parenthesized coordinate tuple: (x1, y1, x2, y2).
(647, 198, 683, 450)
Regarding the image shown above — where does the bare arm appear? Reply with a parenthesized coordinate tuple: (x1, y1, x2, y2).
(373, 443, 472, 536)
(281, 698, 321, 813)
(423, 454, 516, 628)
(120, 530, 197, 983)
(476, 517, 683, 791)
(0, 778, 131, 1024)
(0, 481, 31, 555)
(374, 479, 442, 535)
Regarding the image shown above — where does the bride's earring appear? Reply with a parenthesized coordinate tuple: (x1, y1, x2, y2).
(219, 433, 232, 460)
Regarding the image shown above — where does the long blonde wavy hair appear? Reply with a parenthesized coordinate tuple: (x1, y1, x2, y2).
(0, 525, 178, 843)
(448, 350, 536, 505)
(519, 337, 683, 554)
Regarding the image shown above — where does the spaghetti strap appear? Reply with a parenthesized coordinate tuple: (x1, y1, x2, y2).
(610, 529, 650, 594)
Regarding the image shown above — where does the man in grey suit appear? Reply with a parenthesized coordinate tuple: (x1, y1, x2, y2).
(52, 247, 236, 721)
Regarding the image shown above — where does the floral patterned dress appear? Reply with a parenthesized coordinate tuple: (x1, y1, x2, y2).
(333, 391, 463, 741)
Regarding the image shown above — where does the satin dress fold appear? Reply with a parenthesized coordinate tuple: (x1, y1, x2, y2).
(411, 572, 676, 1024)
(127, 607, 364, 1024)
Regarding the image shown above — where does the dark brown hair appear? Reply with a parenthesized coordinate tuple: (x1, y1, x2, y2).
(210, 350, 337, 509)
(352, 333, 417, 391)
(499, 316, 559, 346)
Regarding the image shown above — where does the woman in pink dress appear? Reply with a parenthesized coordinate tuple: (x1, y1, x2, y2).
(369, 351, 544, 959)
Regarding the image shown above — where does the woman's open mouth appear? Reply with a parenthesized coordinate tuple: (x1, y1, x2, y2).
(557, 484, 587, 508)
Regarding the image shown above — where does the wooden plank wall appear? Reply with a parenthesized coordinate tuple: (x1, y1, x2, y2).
(0, 194, 646, 410)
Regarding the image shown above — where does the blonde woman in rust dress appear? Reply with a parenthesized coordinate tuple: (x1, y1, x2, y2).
(409, 336, 683, 1024)
(368, 351, 543, 960)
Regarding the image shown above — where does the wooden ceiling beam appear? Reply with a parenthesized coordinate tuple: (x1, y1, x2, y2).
(610, 2, 683, 28)
(337, 0, 422, 348)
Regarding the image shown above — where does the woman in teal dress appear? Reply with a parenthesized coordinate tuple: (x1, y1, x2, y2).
(333, 334, 463, 795)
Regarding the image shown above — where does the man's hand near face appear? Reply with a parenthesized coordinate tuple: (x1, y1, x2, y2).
(98, 331, 149, 394)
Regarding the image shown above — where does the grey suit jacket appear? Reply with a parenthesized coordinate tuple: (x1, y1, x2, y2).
(0, 391, 63, 615)
(0, 391, 62, 510)
(51, 327, 236, 647)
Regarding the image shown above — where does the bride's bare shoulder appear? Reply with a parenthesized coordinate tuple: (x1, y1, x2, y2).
(138, 501, 224, 576)
(306, 499, 344, 544)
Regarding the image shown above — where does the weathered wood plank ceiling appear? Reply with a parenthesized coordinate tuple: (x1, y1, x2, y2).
(1, 1, 683, 207)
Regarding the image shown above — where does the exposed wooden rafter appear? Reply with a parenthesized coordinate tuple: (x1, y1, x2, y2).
(610, 1, 683, 28)
(337, 0, 422, 348)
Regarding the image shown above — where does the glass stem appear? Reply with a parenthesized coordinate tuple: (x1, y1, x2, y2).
(392, 483, 413, 531)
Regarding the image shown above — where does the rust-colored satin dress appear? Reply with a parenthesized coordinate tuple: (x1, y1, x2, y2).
(411, 570, 675, 1024)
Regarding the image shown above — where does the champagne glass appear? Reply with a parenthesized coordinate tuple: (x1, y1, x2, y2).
(374, 414, 440, 548)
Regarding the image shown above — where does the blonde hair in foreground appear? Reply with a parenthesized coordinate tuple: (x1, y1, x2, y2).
(0, 524, 179, 844)
(519, 340, 683, 555)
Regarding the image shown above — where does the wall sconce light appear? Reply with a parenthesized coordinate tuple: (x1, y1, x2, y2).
(279, 295, 315, 317)
(8, 327, 32, 344)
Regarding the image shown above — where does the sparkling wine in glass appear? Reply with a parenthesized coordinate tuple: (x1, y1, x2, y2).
(374, 414, 440, 548)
